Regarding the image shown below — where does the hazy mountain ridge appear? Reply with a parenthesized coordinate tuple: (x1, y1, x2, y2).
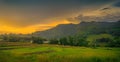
(33, 21, 120, 39)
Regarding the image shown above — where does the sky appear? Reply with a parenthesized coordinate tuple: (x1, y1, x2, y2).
(0, 0, 120, 34)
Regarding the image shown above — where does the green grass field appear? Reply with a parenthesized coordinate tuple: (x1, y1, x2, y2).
(0, 42, 120, 62)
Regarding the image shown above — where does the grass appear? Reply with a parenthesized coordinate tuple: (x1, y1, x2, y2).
(0, 42, 120, 62)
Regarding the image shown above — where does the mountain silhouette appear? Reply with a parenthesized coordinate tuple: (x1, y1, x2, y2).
(33, 21, 120, 39)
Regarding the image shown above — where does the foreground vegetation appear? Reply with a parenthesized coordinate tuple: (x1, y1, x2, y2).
(0, 42, 120, 62)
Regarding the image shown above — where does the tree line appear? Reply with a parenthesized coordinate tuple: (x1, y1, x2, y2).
(0, 33, 119, 47)
(0, 34, 45, 44)
(49, 34, 120, 47)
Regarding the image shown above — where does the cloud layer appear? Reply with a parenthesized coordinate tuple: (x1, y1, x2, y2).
(68, 9, 120, 23)
(0, 0, 119, 33)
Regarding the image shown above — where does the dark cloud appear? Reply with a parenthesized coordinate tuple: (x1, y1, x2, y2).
(68, 12, 120, 23)
(114, 1, 120, 7)
(3, 0, 113, 5)
(101, 7, 110, 11)
(0, 0, 117, 27)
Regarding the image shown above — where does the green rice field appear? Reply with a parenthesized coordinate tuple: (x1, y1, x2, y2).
(0, 42, 120, 62)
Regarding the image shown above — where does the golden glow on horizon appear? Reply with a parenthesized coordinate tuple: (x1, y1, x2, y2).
(0, 19, 70, 34)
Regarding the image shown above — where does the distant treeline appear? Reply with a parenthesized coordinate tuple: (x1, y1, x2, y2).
(0, 34, 46, 44)
(49, 34, 120, 47)
(0, 33, 119, 47)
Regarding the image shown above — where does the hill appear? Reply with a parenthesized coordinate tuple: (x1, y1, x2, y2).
(33, 21, 120, 39)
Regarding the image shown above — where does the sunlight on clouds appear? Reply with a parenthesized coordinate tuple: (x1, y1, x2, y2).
(83, 11, 103, 16)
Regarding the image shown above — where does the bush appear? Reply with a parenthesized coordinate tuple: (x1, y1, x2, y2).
(86, 34, 113, 47)
(49, 39, 59, 44)
(32, 36, 44, 44)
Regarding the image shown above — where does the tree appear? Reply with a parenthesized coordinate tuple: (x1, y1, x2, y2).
(49, 39, 59, 44)
(32, 36, 44, 44)
(59, 37, 69, 45)
(109, 37, 120, 47)
(77, 37, 88, 46)
(86, 34, 113, 47)
(67, 36, 74, 46)
(1, 34, 20, 42)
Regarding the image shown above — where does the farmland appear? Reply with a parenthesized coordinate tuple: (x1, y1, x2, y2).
(0, 42, 120, 62)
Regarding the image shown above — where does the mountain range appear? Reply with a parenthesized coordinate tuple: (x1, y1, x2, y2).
(33, 21, 120, 39)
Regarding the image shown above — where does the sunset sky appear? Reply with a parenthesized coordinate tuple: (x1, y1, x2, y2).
(0, 0, 120, 34)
